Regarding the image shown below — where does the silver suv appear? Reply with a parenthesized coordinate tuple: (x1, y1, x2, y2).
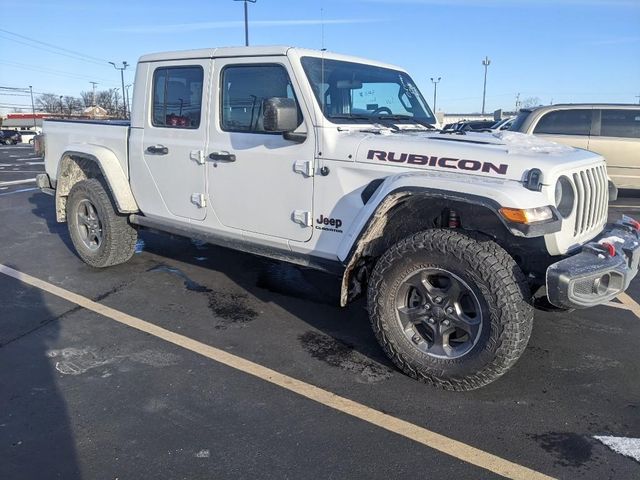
(511, 104, 640, 190)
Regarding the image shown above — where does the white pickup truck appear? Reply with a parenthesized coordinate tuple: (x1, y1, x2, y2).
(37, 46, 640, 390)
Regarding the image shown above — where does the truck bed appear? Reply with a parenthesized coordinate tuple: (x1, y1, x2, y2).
(43, 119, 131, 182)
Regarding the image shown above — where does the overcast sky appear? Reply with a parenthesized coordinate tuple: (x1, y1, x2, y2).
(0, 0, 639, 114)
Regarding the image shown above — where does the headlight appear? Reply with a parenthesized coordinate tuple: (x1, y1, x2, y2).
(555, 176, 575, 218)
(499, 206, 554, 224)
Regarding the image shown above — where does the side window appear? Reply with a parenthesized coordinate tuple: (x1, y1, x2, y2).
(533, 109, 592, 136)
(600, 109, 640, 139)
(221, 64, 301, 133)
(152, 66, 203, 129)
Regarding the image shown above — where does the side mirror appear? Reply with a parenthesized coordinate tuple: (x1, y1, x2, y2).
(263, 97, 299, 133)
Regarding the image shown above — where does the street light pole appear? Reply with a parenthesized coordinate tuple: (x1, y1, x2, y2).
(109, 61, 129, 118)
(481, 56, 491, 115)
(234, 0, 257, 46)
(430, 77, 441, 113)
(28, 85, 37, 129)
(125, 84, 132, 118)
(60, 95, 63, 116)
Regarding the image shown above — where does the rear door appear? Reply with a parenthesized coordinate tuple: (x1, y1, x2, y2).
(532, 108, 592, 149)
(589, 108, 640, 189)
(138, 60, 209, 220)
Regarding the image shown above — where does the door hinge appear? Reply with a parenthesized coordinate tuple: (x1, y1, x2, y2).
(190, 150, 205, 165)
(191, 193, 207, 208)
(293, 160, 314, 177)
(292, 210, 312, 227)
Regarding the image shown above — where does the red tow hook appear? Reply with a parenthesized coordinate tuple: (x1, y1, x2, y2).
(600, 242, 616, 257)
(629, 219, 640, 231)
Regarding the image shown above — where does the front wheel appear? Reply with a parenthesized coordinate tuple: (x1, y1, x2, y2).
(368, 229, 533, 391)
(66, 178, 138, 268)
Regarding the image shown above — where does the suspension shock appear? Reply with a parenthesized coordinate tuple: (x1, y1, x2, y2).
(448, 209, 460, 228)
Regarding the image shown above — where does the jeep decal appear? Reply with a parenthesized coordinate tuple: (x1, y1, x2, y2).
(315, 215, 343, 233)
(367, 149, 508, 175)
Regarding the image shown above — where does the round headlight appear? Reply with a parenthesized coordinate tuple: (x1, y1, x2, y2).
(555, 176, 575, 218)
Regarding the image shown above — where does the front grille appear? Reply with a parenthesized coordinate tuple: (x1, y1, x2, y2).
(571, 164, 608, 237)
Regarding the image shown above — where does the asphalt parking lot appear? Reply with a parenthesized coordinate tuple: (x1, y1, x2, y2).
(1, 144, 639, 479)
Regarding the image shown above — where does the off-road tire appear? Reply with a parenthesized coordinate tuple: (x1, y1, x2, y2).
(368, 229, 533, 391)
(67, 178, 137, 268)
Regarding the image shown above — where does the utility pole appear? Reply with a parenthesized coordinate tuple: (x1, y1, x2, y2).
(109, 61, 129, 118)
(515, 92, 520, 113)
(430, 77, 441, 113)
(234, 0, 257, 46)
(59, 95, 63, 116)
(481, 56, 491, 115)
(125, 84, 132, 118)
(114, 88, 119, 118)
(90, 81, 98, 106)
(28, 85, 36, 129)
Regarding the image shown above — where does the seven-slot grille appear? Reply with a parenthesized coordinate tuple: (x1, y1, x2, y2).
(571, 164, 608, 236)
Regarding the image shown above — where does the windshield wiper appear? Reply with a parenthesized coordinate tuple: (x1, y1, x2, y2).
(375, 114, 438, 131)
(329, 114, 399, 131)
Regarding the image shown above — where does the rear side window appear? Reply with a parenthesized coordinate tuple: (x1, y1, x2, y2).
(152, 66, 204, 129)
(220, 64, 301, 133)
(600, 109, 640, 139)
(534, 109, 592, 136)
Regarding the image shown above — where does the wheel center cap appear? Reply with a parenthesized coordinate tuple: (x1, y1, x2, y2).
(432, 306, 446, 319)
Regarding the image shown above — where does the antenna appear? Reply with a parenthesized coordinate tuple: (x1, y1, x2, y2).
(321, 7, 325, 51)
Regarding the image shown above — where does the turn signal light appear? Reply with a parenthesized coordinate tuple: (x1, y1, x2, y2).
(499, 206, 553, 224)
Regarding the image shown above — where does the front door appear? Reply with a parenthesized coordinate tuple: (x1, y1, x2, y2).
(206, 59, 315, 242)
(139, 61, 209, 220)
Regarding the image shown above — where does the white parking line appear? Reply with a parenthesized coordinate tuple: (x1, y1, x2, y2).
(0, 178, 36, 186)
(0, 264, 554, 480)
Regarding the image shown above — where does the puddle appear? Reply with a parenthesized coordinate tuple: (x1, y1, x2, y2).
(299, 331, 392, 383)
(530, 432, 594, 468)
(148, 264, 212, 293)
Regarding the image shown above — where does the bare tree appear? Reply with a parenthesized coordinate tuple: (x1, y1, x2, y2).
(36, 93, 63, 113)
(522, 97, 542, 108)
(63, 96, 83, 115)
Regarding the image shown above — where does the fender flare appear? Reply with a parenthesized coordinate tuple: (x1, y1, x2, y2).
(337, 184, 560, 306)
(56, 146, 139, 214)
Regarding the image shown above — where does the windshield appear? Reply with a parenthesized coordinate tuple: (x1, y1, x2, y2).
(301, 56, 436, 126)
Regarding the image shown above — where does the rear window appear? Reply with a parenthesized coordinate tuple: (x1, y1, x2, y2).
(152, 66, 204, 129)
(600, 109, 640, 139)
(534, 109, 592, 136)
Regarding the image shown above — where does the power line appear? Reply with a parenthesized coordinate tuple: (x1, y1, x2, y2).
(0, 61, 114, 83)
(0, 33, 108, 67)
(0, 28, 109, 64)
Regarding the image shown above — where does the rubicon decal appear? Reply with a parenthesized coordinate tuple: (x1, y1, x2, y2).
(315, 215, 343, 233)
(367, 150, 508, 175)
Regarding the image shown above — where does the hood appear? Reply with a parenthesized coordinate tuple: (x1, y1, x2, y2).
(354, 130, 601, 184)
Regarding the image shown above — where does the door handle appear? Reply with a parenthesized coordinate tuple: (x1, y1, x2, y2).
(209, 151, 236, 162)
(146, 145, 169, 155)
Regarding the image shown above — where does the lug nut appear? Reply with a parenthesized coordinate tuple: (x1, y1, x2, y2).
(446, 307, 454, 314)
(427, 317, 435, 324)
(442, 319, 451, 327)
(434, 296, 443, 304)
(424, 304, 431, 310)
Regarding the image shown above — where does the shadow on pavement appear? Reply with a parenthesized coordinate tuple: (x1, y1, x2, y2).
(0, 267, 81, 479)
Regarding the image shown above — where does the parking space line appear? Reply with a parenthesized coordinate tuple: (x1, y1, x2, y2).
(605, 301, 633, 311)
(0, 263, 554, 480)
(617, 292, 640, 318)
(0, 178, 36, 186)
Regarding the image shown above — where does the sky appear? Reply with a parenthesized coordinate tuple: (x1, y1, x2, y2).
(0, 0, 639, 115)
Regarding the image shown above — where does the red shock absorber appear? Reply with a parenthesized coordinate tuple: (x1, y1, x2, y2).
(448, 209, 460, 228)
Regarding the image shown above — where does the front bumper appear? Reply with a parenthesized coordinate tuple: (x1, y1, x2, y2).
(546, 216, 640, 309)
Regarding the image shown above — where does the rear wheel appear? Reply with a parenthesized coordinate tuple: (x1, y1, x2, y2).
(66, 178, 137, 268)
(368, 229, 533, 391)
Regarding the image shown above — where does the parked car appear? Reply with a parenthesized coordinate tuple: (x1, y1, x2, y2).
(18, 130, 37, 144)
(489, 117, 515, 132)
(0, 129, 22, 145)
(442, 120, 497, 132)
(511, 104, 640, 190)
(36, 46, 639, 390)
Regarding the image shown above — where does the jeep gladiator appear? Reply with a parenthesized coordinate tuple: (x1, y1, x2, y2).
(36, 46, 640, 390)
